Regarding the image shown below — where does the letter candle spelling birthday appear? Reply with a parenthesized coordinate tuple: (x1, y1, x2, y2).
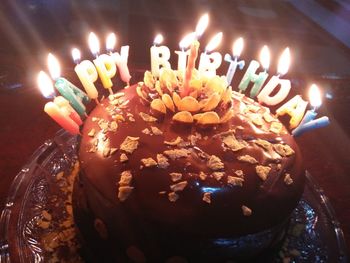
(150, 34, 171, 78)
(238, 45, 270, 98)
(198, 32, 223, 77)
(225, 37, 245, 86)
(257, 48, 291, 105)
(175, 33, 196, 73)
(292, 84, 330, 136)
(47, 54, 89, 118)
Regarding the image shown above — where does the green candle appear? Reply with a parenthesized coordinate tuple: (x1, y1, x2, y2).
(55, 77, 90, 117)
(238, 60, 268, 98)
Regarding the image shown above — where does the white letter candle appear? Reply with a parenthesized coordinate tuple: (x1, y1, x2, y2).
(150, 34, 171, 77)
(225, 37, 245, 85)
(175, 32, 195, 73)
(198, 32, 223, 77)
(48, 54, 89, 118)
(276, 95, 308, 129)
(38, 71, 81, 135)
(238, 45, 270, 98)
(74, 60, 99, 100)
(292, 84, 330, 136)
(257, 48, 292, 105)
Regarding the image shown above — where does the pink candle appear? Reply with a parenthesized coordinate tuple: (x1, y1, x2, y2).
(181, 40, 199, 97)
(44, 100, 81, 135)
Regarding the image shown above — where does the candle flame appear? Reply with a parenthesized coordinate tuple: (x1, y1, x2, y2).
(38, 71, 55, 98)
(71, 48, 81, 62)
(309, 84, 322, 108)
(232, 37, 244, 57)
(106, 33, 116, 51)
(277, 47, 290, 76)
(179, 32, 196, 49)
(47, 53, 61, 80)
(153, 34, 163, 45)
(205, 32, 223, 52)
(195, 13, 209, 38)
(88, 32, 100, 56)
(260, 45, 270, 70)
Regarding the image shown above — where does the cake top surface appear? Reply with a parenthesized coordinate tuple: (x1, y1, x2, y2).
(78, 69, 304, 234)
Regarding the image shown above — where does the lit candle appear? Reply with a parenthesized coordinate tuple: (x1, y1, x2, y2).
(257, 48, 291, 105)
(224, 37, 245, 85)
(175, 32, 195, 73)
(238, 45, 270, 98)
(195, 13, 209, 39)
(71, 48, 81, 64)
(89, 32, 117, 94)
(181, 40, 200, 97)
(198, 32, 223, 77)
(276, 95, 308, 129)
(150, 34, 171, 77)
(72, 48, 99, 101)
(292, 84, 330, 136)
(48, 54, 89, 118)
(38, 71, 81, 135)
(108, 33, 132, 85)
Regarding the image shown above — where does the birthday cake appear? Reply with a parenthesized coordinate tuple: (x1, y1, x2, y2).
(72, 66, 304, 262)
(35, 14, 332, 262)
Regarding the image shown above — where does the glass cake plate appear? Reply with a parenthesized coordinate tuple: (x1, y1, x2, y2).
(0, 130, 348, 263)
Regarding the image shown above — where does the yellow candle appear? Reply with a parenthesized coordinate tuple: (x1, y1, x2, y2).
(74, 60, 99, 100)
(93, 54, 117, 93)
(276, 95, 308, 128)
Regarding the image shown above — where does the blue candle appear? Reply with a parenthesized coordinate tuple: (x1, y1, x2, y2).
(292, 116, 330, 137)
(55, 78, 90, 117)
(224, 54, 245, 85)
(292, 84, 330, 136)
(225, 38, 245, 85)
(48, 53, 90, 118)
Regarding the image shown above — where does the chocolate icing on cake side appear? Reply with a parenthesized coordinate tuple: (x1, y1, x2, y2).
(78, 81, 304, 239)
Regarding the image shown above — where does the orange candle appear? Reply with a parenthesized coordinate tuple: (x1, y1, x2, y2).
(181, 40, 199, 97)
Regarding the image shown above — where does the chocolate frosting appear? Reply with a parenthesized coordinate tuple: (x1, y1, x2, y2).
(78, 84, 304, 238)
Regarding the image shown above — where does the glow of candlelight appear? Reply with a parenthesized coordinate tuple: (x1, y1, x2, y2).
(179, 32, 196, 50)
(309, 84, 322, 109)
(195, 13, 209, 37)
(277, 47, 290, 76)
(47, 53, 61, 80)
(153, 34, 163, 46)
(88, 32, 100, 56)
(106, 33, 116, 51)
(260, 45, 270, 71)
(233, 37, 244, 57)
(38, 71, 55, 98)
(71, 48, 81, 63)
(205, 32, 223, 53)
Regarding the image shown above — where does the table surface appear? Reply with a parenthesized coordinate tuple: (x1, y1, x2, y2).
(1, 0, 350, 257)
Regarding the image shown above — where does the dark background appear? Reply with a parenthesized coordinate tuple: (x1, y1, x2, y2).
(0, 0, 350, 257)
